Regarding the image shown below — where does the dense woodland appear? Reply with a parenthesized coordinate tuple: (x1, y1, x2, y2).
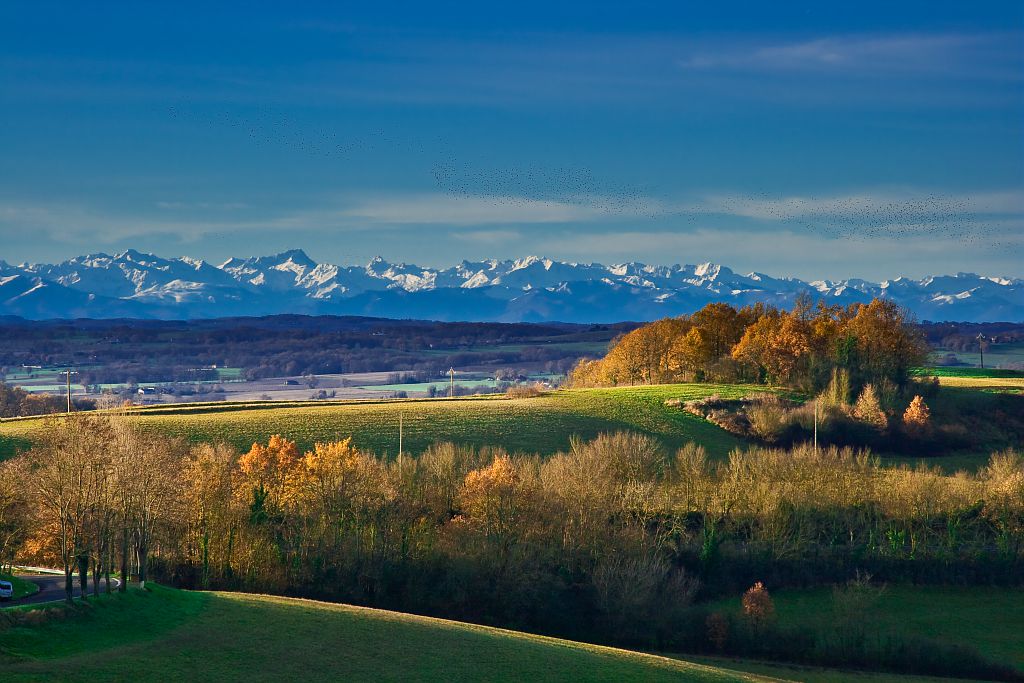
(1, 415, 1021, 678)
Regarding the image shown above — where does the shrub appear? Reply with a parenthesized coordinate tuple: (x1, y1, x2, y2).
(819, 368, 852, 409)
(705, 409, 750, 437)
(902, 395, 931, 433)
(706, 611, 729, 651)
(854, 384, 888, 429)
(747, 399, 788, 443)
(741, 581, 775, 629)
(506, 384, 543, 399)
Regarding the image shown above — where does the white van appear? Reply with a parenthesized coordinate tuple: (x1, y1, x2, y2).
(0, 579, 13, 600)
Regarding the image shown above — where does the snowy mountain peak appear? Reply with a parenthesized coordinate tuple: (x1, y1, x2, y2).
(0, 250, 1019, 323)
(694, 262, 720, 278)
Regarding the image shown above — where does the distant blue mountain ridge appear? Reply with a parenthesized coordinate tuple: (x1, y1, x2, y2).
(0, 249, 1019, 322)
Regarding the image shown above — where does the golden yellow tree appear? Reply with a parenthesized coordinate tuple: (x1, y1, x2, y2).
(854, 384, 888, 429)
(239, 435, 302, 511)
(902, 395, 931, 435)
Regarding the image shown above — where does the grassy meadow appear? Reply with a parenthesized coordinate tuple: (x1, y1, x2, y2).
(0, 586, 771, 683)
(704, 585, 1024, 675)
(0, 384, 762, 460)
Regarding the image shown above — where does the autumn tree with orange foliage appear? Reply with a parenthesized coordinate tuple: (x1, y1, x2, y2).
(902, 395, 931, 436)
(460, 455, 530, 547)
(731, 309, 812, 387)
(741, 581, 775, 629)
(570, 296, 927, 394)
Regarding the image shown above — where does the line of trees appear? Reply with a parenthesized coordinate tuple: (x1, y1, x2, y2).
(1, 412, 176, 601)
(2, 416, 1020, 650)
(0, 383, 96, 418)
(569, 297, 929, 393)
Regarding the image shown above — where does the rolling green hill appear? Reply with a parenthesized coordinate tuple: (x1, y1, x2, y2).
(0, 384, 761, 459)
(1, 586, 773, 682)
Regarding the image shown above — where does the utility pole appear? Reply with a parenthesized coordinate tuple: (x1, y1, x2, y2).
(66, 369, 73, 413)
(977, 333, 986, 369)
(398, 412, 403, 456)
(813, 399, 818, 453)
(448, 367, 455, 398)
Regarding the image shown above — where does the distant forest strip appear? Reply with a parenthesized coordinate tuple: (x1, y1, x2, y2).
(0, 316, 633, 397)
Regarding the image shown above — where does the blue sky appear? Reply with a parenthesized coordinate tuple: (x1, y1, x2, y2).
(1, 1, 1021, 279)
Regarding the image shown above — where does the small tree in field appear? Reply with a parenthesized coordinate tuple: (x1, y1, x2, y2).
(706, 611, 729, 651)
(741, 581, 775, 629)
(854, 384, 887, 429)
(902, 395, 931, 435)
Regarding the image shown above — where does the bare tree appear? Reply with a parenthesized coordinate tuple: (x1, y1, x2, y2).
(0, 458, 29, 572)
(29, 415, 111, 603)
(133, 434, 183, 589)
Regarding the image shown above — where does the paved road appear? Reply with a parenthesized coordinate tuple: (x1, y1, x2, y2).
(6, 573, 122, 606)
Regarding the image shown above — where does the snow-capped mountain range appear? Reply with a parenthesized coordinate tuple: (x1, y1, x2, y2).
(0, 249, 1019, 322)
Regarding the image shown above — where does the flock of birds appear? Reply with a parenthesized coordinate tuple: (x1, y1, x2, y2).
(430, 158, 665, 218)
(165, 103, 1016, 251)
(695, 192, 992, 243)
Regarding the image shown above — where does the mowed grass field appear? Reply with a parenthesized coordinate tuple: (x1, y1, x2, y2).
(932, 375, 1024, 391)
(0, 384, 761, 460)
(0, 586, 773, 683)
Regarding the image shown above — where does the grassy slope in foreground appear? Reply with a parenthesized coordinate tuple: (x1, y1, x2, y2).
(0, 384, 757, 459)
(1, 586, 771, 683)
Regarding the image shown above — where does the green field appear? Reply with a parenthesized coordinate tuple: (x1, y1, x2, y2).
(915, 366, 1024, 379)
(0, 384, 759, 460)
(914, 366, 1024, 393)
(0, 586, 769, 682)
(361, 378, 504, 393)
(706, 585, 1024, 673)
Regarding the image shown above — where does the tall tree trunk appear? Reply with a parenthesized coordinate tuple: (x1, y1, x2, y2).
(105, 544, 112, 593)
(92, 556, 101, 598)
(138, 532, 148, 590)
(119, 524, 129, 593)
(201, 527, 210, 589)
(64, 564, 74, 604)
(77, 553, 89, 601)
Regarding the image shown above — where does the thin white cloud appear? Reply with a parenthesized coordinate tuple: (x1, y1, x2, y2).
(534, 227, 1024, 281)
(680, 32, 1022, 79)
(693, 189, 1023, 219)
(156, 201, 249, 210)
(456, 229, 523, 244)
(339, 193, 603, 225)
